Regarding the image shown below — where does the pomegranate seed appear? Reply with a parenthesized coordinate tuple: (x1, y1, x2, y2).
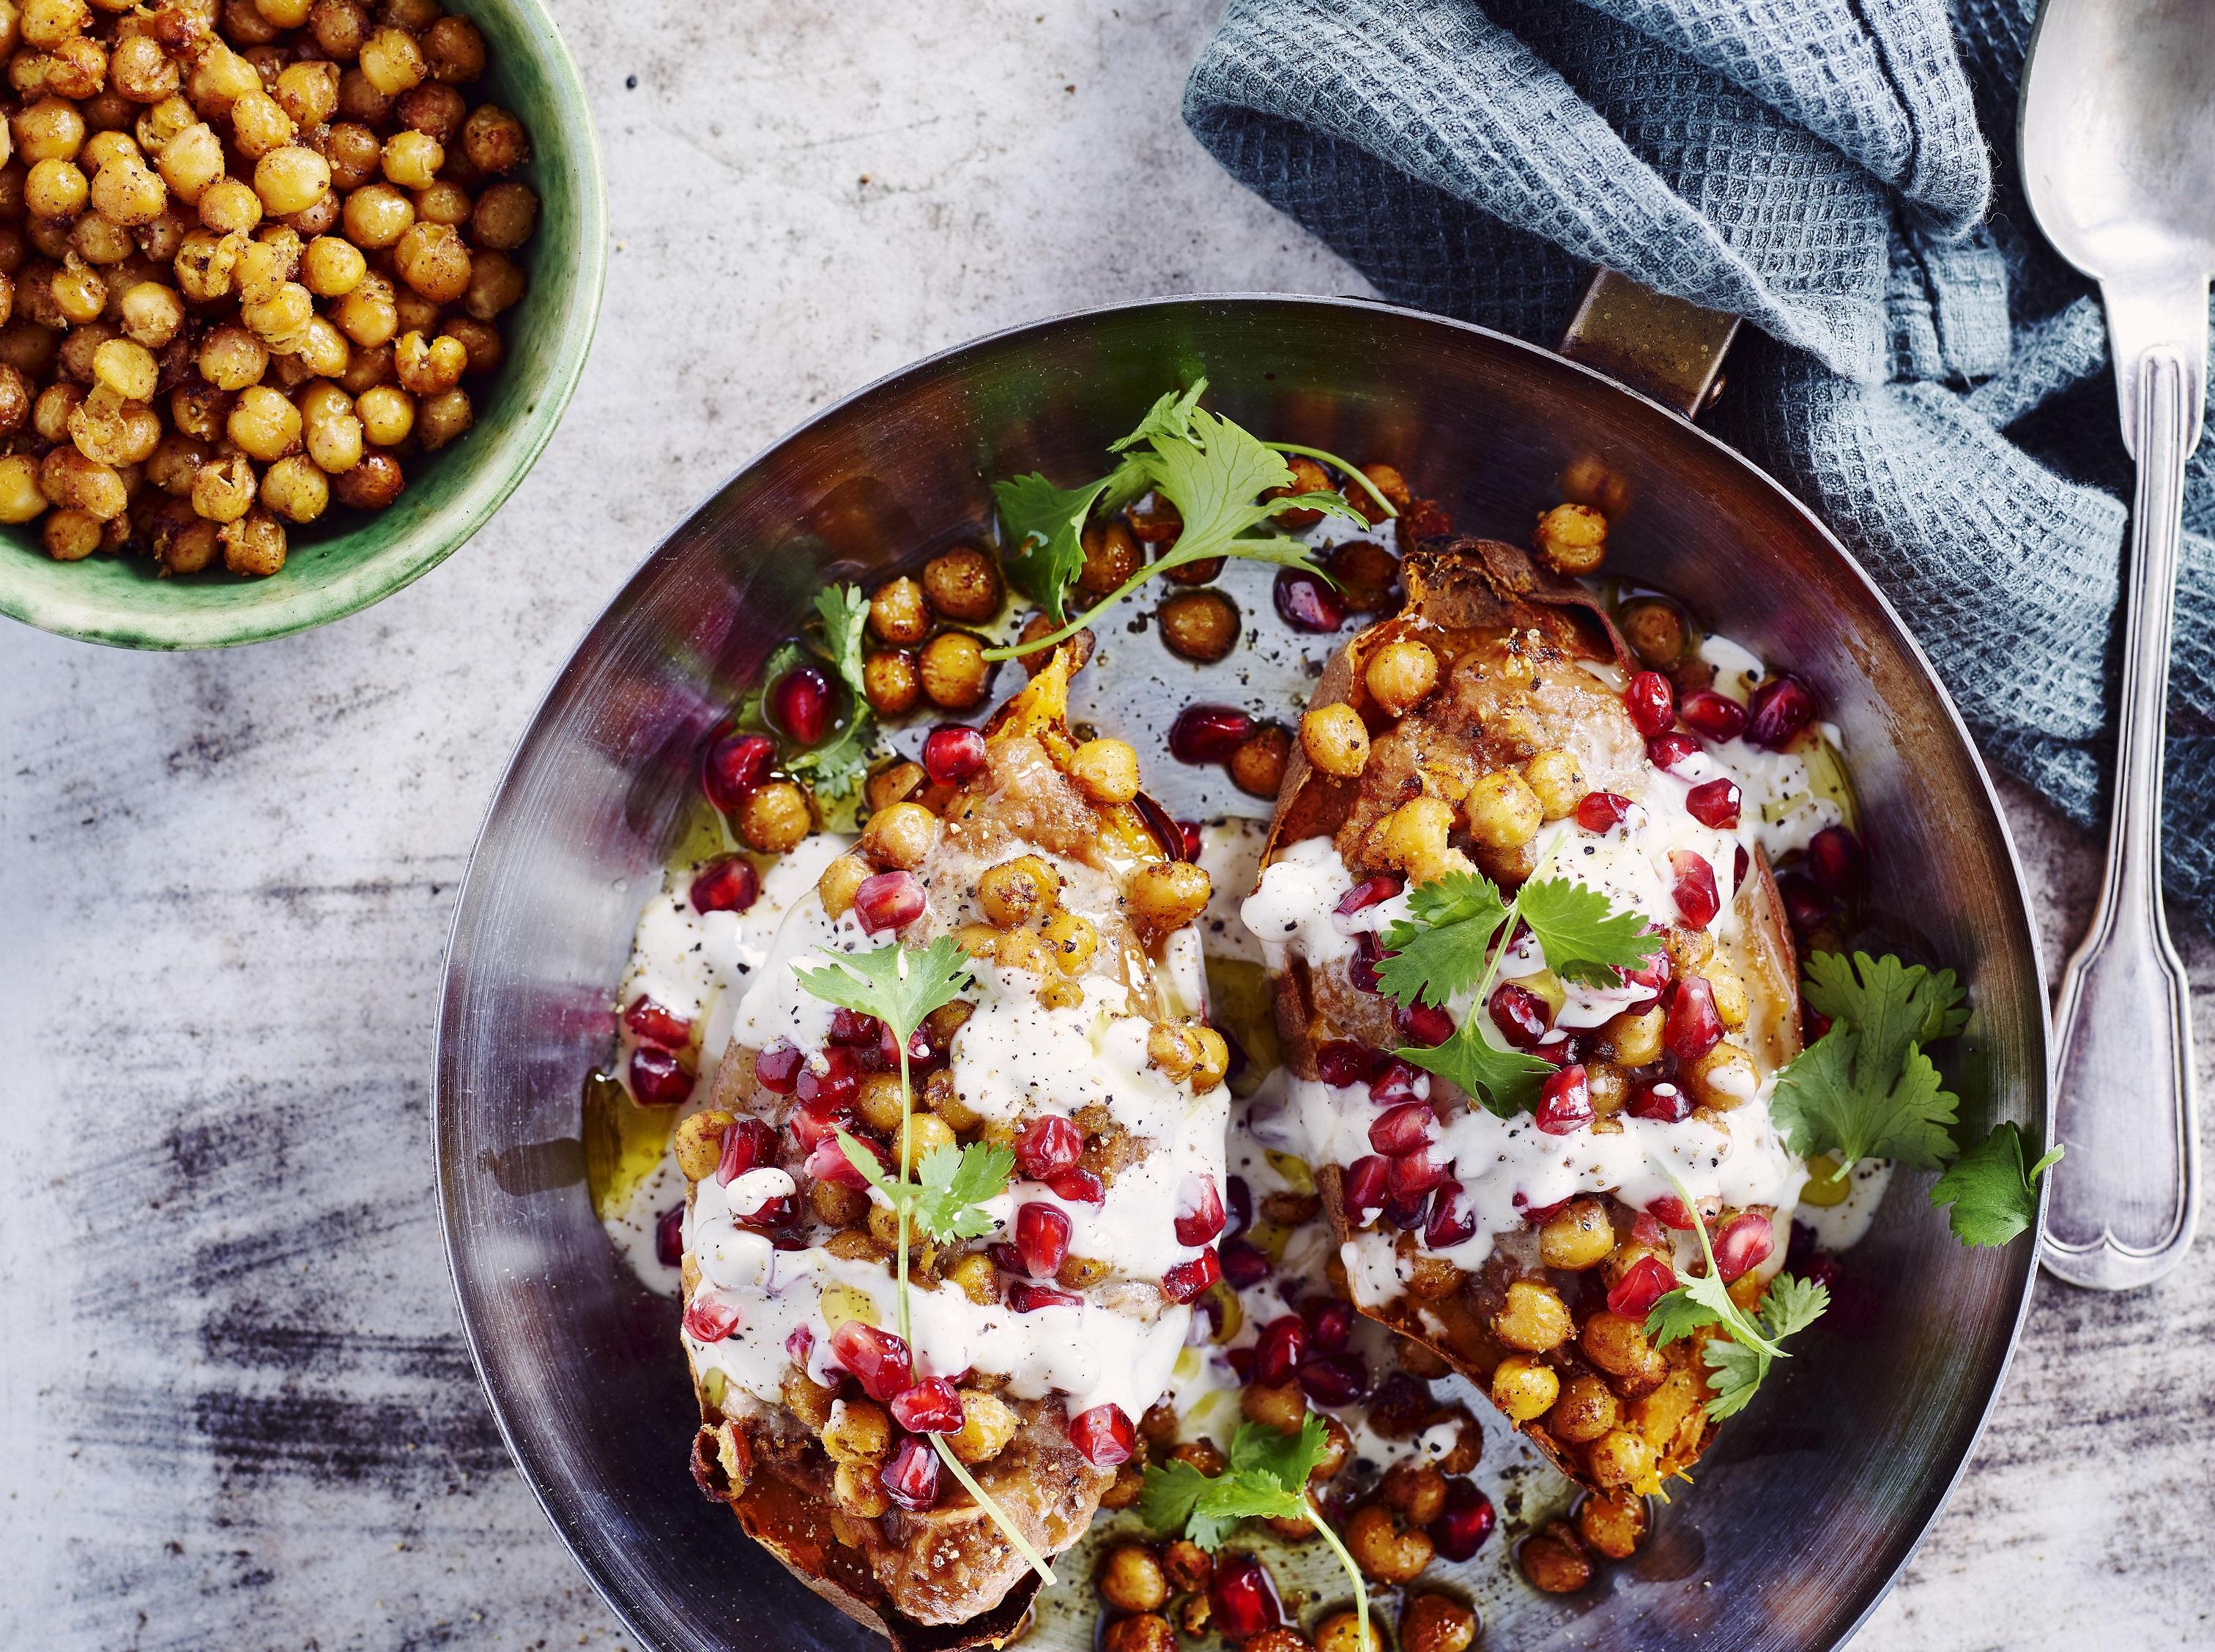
(1384, 1190, 1434, 1230)
(1176, 818, 1204, 860)
(1669, 849, 1721, 929)
(1685, 777, 1743, 829)
(754, 1042, 804, 1094)
(1014, 1115, 1082, 1180)
(1575, 790, 1631, 833)
(715, 1116, 778, 1185)
(1175, 1176, 1227, 1246)
(1225, 1175, 1252, 1237)
(1628, 1081, 1693, 1123)
(830, 1320, 913, 1402)
(1429, 1479, 1497, 1560)
(806, 1134, 874, 1188)
(1395, 1000, 1454, 1046)
(1625, 671, 1676, 735)
(1623, 940, 1672, 996)
(1209, 1552, 1285, 1641)
(728, 1170, 797, 1229)
(1386, 1149, 1444, 1198)
(691, 856, 760, 915)
(1665, 977, 1724, 1060)
(1369, 1101, 1436, 1156)
(1047, 1167, 1105, 1205)
(921, 724, 987, 784)
(1518, 1195, 1568, 1224)
(1778, 876, 1834, 934)
(1341, 1156, 1390, 1224)
(1647, 1194, 1696, 1229)
(769, 664, 833, 746)
(1608, 1254, 1677, 1319)
(624, 996, 693, 1049)
(1162, 1248, 1222, 1303)
(1168, 704, 1255, 764)
(1735, 843, 1751, 888)
(1678, 690, 1749, 743)
(828, 1008, 879, 1046)
(702, 732, 776, 814)
(1807, 825, 1863, 895)
(1713, 1211, 1776, 1282)
(1335, 874, 1404, 916)
(628, 1045, 693, 1106)
(788, 1098, 853, 1157)
(785, 1324, 813, 1365)
(1803, 998, 1833, 1040)
(683, 1293, 741, 1342)
(1296, 1352, 1369, 1406)
(1631, 1211, 1669, 1249)
(853, 869, 927, 935)
(891, 1379, 965, 1435)
(1424, 1179, 1476, 1249)
(986, 1241, 1026, 1274)
(654, 1204, 684, 1268)
(1647, 731, 1703, 775)
(795, 1046, 861, 1109)
(1745, 674, 1817, 749)
(1009, 1281, 1080, 1311)
(1368, 1058, 1422, 1105)
(880, 1435, 941, 1511)
(1316, 1040, 1381, 1087)
(1274, 567, 1348, 632)
(1068, 1403, 1136, 1467)
(1302, 1297, 1355, 1353)
(1220, 1239, 1271, 1287)
(1347, 934, 1384, 993)
(1488, 981, 1554, 1050)
(1015, 1201, 1072, 1278)
(1253, 1315, 1309, 1386)
(1535, 1065, 1593, 1135)
(1224, 1347, 1256, 1382)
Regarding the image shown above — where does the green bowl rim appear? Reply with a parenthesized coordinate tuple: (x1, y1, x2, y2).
(0, 0, 609, 652)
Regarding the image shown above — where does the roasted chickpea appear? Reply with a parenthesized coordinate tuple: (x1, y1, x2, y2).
(820, 1398, 891, 1465)
(49, 255, 106, 321)
(331, 447, 402, 508)
(1494, 1278, 1573, 1353)
(861, 648, 920, 717)
(459, 101, 526, 174)
(1535, 501, 1608, 575)
(1707, 963, 1749, 1030)
(251, 144, 328, 216)
(23, 156, 84, 217)
(1314, 1610, 1383, 1652)
(114, 280, 182, 349)
(1522, 748, 1584, 820)
(1540, 1195, 1614, 1270)
(41, 443, 125, 518)
(423, 13, 486, 82)
(1463, 769, 1542, 849)
(69, 387, 160, 466)
(154, 515, 218, 573)
(670, 1109, 733, 1181)
(1264, 453, 1332, 528)
(1619, 597, 1688, 667)
(1587, 1426, 1658, 1490)
(1371, 795, 1455, 883)
(1548, 1373, 1620, 1446)
(259, 452, 326, 522)
(1518, 1522, 1592, 1594)
(330, 270, 396, 348)
(1398, 1594, 1474, 1652)
(1299, 702, 1369, 778)
(219, 505, 285, 576)
(976, 854, 1056, 929)
(1102, 1617, 1175, 1652)
(1580, 1310, 1666, 1385)
(0, 363, 31, 434)
(864, 759, 924, 814)
(729, 780, 807, 853)
(1577, 1490, 1648, 1560)
(1077, 518, 1138, 597)
(921, 543, 1001, 622)
(357, 25, 425, 96)
(1095, 1544, 1169, 1615)
(0, 451, 44, 521)
(198, 177, 262, 236)
(1128, 860, 1210, 934)
(1346, 1503, 1433, 1585)
(939, 1250, 996, 1306)
(1229, 723, 1291, 800)
(949, 1388, 1017, 1465)
(90, 335, 155, 401)
(1239, 1380, 1307, 1435)
(341, 180, 412, 249)
(1685, 1042, 1757, 1110)
(354, 381, 412, 446)
(42, 505, 100, 559)
(1157, 587, 1239, 663)
(918, 630, 990, 710)
(415, 384, 470, 450)
(1599, 1004, 1664, 1067)
(393, 218, 469, 302)
(1364, 636, 1438, 715)
(860, 800, 938, 871)
(300, 382, 363, 475)
(440, 313, 501, 375)
(867, 576, 928, 645)
(1068, 737, 1139, 805)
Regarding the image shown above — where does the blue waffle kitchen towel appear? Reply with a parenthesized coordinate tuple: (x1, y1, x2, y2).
(1184, 0, 2215, 919)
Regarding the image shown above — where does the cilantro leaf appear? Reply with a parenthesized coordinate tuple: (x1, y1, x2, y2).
(786, 711, 875, 801)
(1398, 1019, 1554, 1119)
(1701, 1272, 1831, 1420)
(793, 938, 974, 1042)
(993, 472, 1113, 622)
(1931, 1122, 2063, 1247)
(1138, 1459, 1212, 1541)
(1374, 871, 1508, 1009)
(1515, 877, 1659, 988)
(1108, 381, 1207, 453)
(1803, 950, 1970, 1079)
(1143, 405, 1362, 570)
(1771, 1024, 1960, 1172)
(813, 584, 869, 701)
(1757, 1270, 1832, 1339)
(912, 1140, 1014, 1242)
(1228, 1413, 1331, 1487)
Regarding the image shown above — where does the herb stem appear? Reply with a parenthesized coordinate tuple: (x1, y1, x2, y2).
(979, 550, 1190, 661)
(1306, 1492, 1369, 1651)
(1271, 442, 1398, 518)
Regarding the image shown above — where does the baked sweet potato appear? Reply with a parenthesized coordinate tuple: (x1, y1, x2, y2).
(1250, 535, 1805, 1497)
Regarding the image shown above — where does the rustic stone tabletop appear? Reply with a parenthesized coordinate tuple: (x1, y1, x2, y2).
(4, 2, 2210, 1648)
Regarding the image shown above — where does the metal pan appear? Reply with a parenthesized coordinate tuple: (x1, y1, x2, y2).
(435, 293, 2047, 1652)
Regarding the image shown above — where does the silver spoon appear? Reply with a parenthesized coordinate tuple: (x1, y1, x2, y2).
(2019, 0, 2210, 1290)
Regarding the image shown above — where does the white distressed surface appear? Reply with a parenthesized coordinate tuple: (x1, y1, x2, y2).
(1, 1, 2210, 1645)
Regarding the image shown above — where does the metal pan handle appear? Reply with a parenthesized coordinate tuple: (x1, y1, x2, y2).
(1557, 268, 1739, 419)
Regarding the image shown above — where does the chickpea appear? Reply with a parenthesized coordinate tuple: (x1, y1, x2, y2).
(918, 630, 990, 710)
(1370, 795, 1455, 883)
(1364, 636, 1438, 715)
(1685, 1042, 1757, 1111)
(1513, 751, 1581, 824)
(257, 453, 326, 523)
(1518, 1522, 1592, 1594)
(1380, 1461, 1447, 1525)
(1494, 1277, 1573, 1354)
(70, 387, 159, 466)
(1578, 1490, 1648, 1560)
(1127, 860, 1210, 934)
(198, 177, 261, 235)
(1229, 722, 1291, 800)
(152, 514, 217, 573)
(1314, 1610, 1384, 1652)
(300, 384, 363, 475)
(867, 576, 928, 645)
(423, 13, 486, 83)
(251, 144, 328, 217)
(396, 79, 466, 145)
(271, 59, 338, 127)
(342, 180, 413, 248)
(1619, 598, 1688, 667)
(240, 280, 311, 351)
(353, 381, 412, 447)
(355, 26, 424, 97)
(331, 271, 396, 348)
(13, 98, 81, 164)
(919, 543, 1000, 622)
(1240, 1379, 1307, 1435)
(820, 1397, 891, 1464)
(1076, 518, 1138, 597)
(226, 90, 294, 163)
(1529, 505, 1604, 578)
(861, 648, 919, 716)
(802, 853, 868, 926)
(195, 323, 264, 392)
(970, 855, 1050, 929)
(42, 505, 100, 559)
(1102, 1617, 1175, 1652)
(297, 233, 366, 299)
(24, 156, 85, 217)
(864, 759, 924, 814)
(460, 101, 527, 174)
(1398, 1595, 1476, 1652)
(374, 128, 440, 191)
(937, 1249, 996, 1306)
(1707, 963, 1749, 1030)
(307, 0, 367, 55)
(89, 335, 154, 401)
(0, 450, 42, 521)
(416, 384, 470, 450)
(1586, 1425, 1658, 1491)
(0, 364, 29, 434)
(949, 1388, 1017, 1464)
(1299, 702, 1369, 778)
(219, 505, 285, 576)
(858, 801, 936, 873)
(113, 280, 180, 349)
(109, 35, 177, 105)
(40, 444, 125, 518)
(441, 313, 502, 375)
(1265, 453, 1333, 527)
(1346, 1502, 1433, 1585)
(1095, 1544, 1168, 1615)
(20, 0, 85, 51)
(662, 1109, 735, 1181)
(1580, 1311, 1666, 1386)
(1599, 1004, 1664, 1067)
(738, 779, 811, 853)
(32, 378, 79, 442)
(1141, 586, 1240, 667)
(1068, 736, 1139, 805)
(1545, 1372, 1620, 1446)
(393, 219, 470, 303)
(1463, 770, 1542, 849)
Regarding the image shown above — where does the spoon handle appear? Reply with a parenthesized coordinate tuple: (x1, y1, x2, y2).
(2044, 341, 2200, 1291)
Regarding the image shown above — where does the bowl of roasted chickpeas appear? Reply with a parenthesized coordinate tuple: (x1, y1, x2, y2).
(0, 0, 604, 649)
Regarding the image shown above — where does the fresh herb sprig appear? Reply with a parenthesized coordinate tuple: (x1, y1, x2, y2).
(793, 940, 1050, 1582)
(814, 584, 870, 702)
(1141, 1418, 1369, 1651)
(982, 379, 1388, 656)
(1930, 1121, 2064, 1247)
(1377, 863, 1658, 1117)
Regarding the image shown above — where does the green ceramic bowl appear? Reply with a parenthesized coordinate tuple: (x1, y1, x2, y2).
(0, 0, 606, 650)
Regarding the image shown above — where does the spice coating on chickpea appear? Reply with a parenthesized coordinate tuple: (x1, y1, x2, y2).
(1157, 587, 1240, 663)
(1534, 501, 1608, 575)
(1364, 636, 1439, 715)
(1299, 702, 1370, 778)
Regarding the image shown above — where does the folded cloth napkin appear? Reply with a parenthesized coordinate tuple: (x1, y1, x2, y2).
(1185, 0, 2215, 918)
